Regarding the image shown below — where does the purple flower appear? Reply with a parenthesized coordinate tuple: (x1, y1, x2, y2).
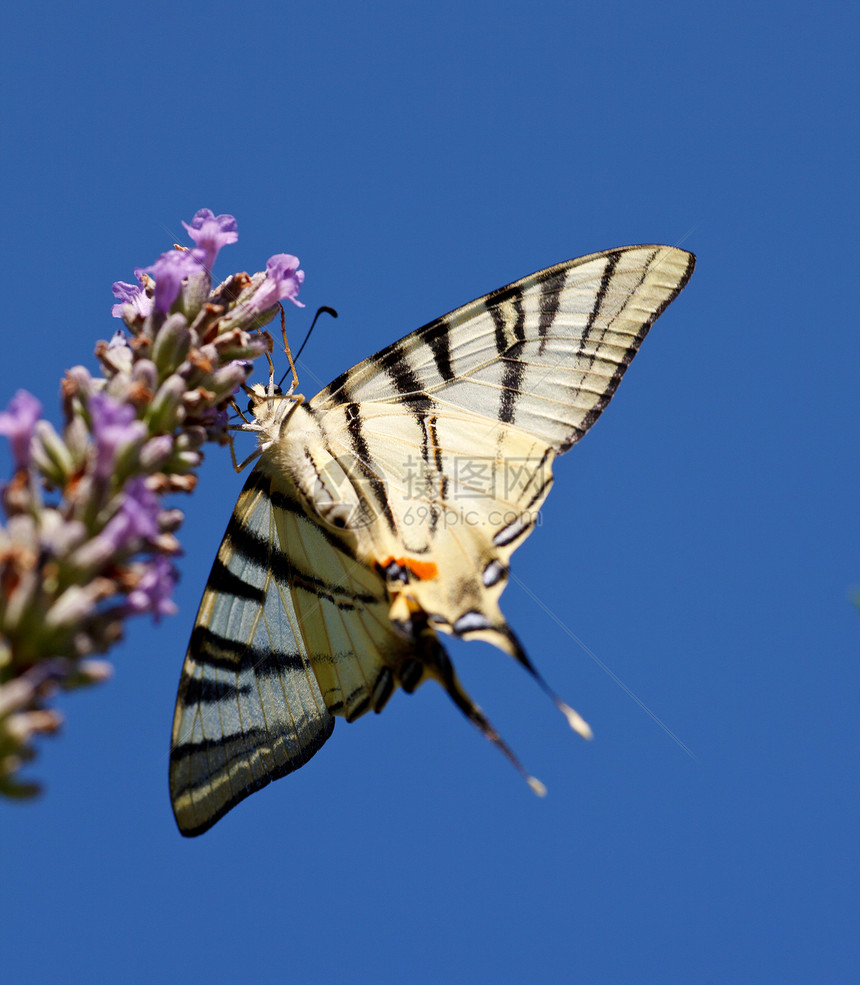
(140, 248, 207, 315)
(100, 477, 161, 553)
(111, 280, 153, 319)
(0, 390, 43, 470)
(182, 209, 238, 271)
(246, 254, 306, 314)
(89, 392, 147, 481)
(124, 555, 177, 621)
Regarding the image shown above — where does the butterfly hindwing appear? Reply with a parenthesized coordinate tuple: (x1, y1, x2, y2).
(170, 459, 454, 836)
(318, 402, 556, 649)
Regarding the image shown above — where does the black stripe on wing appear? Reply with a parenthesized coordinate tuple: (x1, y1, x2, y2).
(425, 320, 456, 383)
(344, 402, 397, 530)
(312, 246, 696, 457)
(183, 624, 306, 674)
(205, 557, 265, 603)
(558, 249, 696, 451)
(537, 269, 566, 355)
(169, 719, 334, 836)
(491, 292, 527, 425)
(379, 342, 433, 412)
(222, 494, 376, 609)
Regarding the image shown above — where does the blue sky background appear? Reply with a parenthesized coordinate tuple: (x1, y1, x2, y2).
(1, 2, 857, 982)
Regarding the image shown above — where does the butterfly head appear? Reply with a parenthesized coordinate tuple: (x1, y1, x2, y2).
(245, 381, 283, 417)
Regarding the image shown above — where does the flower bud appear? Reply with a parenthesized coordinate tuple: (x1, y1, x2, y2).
(180, 269, 212, 321)
(0, 391, 42, 470)
(2, 566, 41, 635)
(151, 314, 192, 377)
(158, 508, 184, 532)
(147, 375, 187, 433)
(63, 414, 90, 465)
(132, 359, 159, 394)
(112, 430, 147, 483)
(63, 659, 113, 690)
(152, 532, 181, 554)
(99, 331, 134, 375)
(39, 512, 86, 557)
(175, 426, 206, 451)
(45, 578, 115, 630)
(67, 532, 118, 574)
(206, 360, 254, 402)
(63, 365, 94, 396)
(139, 435, 174, 472)
(31, 420, 74, 487)
(4, 709, 64, 742)
(169, 448, 203, 472)
(213, 330, 270, 362)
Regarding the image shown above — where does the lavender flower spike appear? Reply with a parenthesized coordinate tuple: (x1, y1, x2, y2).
(0, 209, 303, 799)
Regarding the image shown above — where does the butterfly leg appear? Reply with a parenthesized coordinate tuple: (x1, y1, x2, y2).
(226, 425, 263, 473)
(275, 303, 300, 395)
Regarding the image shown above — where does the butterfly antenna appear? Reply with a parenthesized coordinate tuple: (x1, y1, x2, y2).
(296, 305, 338, 363)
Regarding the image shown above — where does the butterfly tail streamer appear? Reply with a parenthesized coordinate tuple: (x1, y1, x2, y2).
(426, 637, 548, 798)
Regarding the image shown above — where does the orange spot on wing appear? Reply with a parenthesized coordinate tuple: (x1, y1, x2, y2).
(405, 559, 438, 580)
(379, 556, 438, 581)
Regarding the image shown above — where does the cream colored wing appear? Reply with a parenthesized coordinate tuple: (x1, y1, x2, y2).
(313, 245, 695, 454)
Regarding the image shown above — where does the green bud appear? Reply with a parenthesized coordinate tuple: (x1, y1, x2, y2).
(151, 314, 192, 378)
(178, 270, 211, 322)
(213, 330, 270, 362)
(175, 427, 206, 451)
(147, 375, 187, 433)
(138, 435, 174, 472)
(31, 421, 74, 487)
(168, 449, 203, 473)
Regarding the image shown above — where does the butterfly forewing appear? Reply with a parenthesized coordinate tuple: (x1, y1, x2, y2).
(170, 468, 335, 836)
(170, 244, 695, 834)
(313, 246, 694, 452)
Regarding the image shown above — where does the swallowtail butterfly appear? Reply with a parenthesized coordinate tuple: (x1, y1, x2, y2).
(170, 245, 695, 835)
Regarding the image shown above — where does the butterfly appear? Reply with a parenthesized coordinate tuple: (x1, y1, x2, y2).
(169, 245, 695, 835)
